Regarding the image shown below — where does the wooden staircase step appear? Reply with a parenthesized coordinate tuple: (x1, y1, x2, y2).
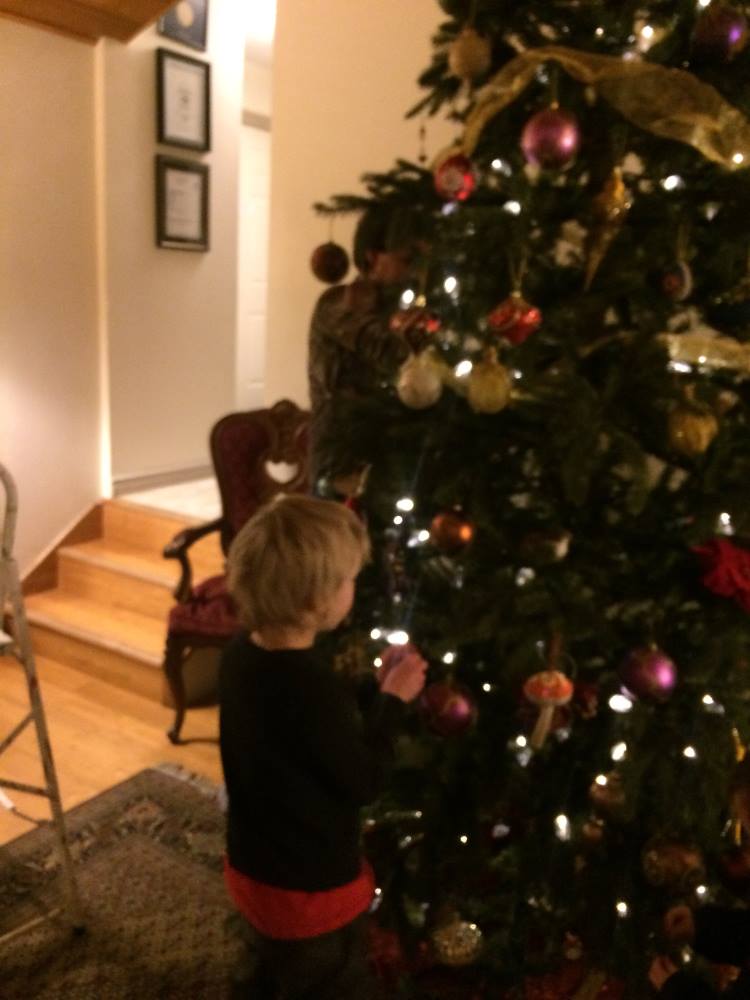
(25, 590, 166, 701)
(58, 538, 177, 619)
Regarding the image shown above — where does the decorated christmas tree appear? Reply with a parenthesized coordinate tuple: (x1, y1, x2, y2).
(312, 1, 750, 996)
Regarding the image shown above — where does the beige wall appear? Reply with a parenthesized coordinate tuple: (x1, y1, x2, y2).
(265, 0, 455, 406)
(103, 3, 245, 484)
(0, 21, 100, 574)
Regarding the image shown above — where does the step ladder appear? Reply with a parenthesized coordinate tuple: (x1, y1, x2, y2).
(0, 462, 84, 944)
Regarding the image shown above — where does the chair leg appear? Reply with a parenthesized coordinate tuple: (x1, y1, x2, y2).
(164, 632, 188, 744)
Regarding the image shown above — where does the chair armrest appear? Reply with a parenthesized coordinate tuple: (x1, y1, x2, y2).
(163, 517, 224, 603)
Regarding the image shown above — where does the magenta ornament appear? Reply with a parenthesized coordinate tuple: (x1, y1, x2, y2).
(618, 646, 678, 703)
(692, 4, 748, 62)
(420, 681, 478, 737)
(521, 107, 580, 169)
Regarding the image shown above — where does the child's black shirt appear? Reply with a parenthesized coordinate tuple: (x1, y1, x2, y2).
(219, 633, 406, 891)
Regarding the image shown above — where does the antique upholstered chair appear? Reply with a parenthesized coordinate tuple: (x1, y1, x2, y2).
(162, 400, 309, 743)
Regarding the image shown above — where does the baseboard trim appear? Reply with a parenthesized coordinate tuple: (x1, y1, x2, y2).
(113, 465, 213, 497)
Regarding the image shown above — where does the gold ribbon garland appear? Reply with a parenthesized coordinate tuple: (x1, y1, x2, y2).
(434, 45, 750, 171)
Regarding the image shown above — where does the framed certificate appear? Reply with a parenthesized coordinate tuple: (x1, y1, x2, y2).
(156, 48, 211, 152)
(158, 0, 209, 52)
(155, 156, 209, 252)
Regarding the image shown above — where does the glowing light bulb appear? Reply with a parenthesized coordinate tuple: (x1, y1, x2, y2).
(616, 901, 629, 917)
(503, 200, 522, 215)
(400, 289, 415, 307)
(443, 276, 458, 294)
(698, 0, 713, 7)
(611, 742, 628, 762)
(595, 774, 608, 787)
(555, 814, 571, 841)
(370, 628, 382, 640)
(641, 24, 655, 39)
(396, 497, 414, 512)
(702, 693, 715, 706)
(393, 515, 403, 526)
(698, 355, 708, 364)
(417, 529, 430, 543)
(696, 885, 707, 897)
(454, 360, 473, 378)
(482, 683, 492, 693)
(387, 630, 410, 646)
(662, 175, 684, 191)
(459, 834, 468, 844)
(515, 735, 528, 749)
(733, 152, 745, 165)
(374, 657, 383, 668)
(442, 651, 456, 665)
(609, 693, 633, 714)
(595, 26, 605, 37)
(669, 361, 693, 373)
(683, 745, 698, 759)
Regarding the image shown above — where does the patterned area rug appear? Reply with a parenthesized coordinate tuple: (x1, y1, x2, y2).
(0, 764, 247, 999)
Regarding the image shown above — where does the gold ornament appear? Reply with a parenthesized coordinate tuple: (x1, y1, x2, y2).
(433, 45, 750, 173)
(585, 167, 632, 290)
(659, 329, 750, 378)
(448, 27, 492, 82)
(668, 387, 719, 456)
(431, 918, 484, 967)
(397, 350, 444, 410)
(467, 347, 512, 414)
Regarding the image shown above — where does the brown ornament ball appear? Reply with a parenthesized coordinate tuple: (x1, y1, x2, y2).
(431, 918, 484, 967)
(642, 838, 706, 892)
(581, 815, 606, 847)
(589, 772, 626, 817)
(430, 510, 475, 553)
(447, 27, 492, 81)
(310, 241, 349, 284)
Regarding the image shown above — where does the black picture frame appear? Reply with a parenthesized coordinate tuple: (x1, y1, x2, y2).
(158, 0, 209, 52)
(156, 48, 211, 152)
(155, 155, 209, 252)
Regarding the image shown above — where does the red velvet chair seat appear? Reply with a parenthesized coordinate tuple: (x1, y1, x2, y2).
(167, 575, 238, 639)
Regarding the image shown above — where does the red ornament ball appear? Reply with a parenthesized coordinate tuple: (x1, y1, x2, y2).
(487, 292, 542, 345)
(692, 4, 748, 61)
(521, 107, 581, 169)
(420, 680, 478, 737)
(618, 646, 677, 703)
(718, 842, 750, 897)
(434, 154, 476, 201)
(310, 241, 349, 284)
(430, 510, 475, 553)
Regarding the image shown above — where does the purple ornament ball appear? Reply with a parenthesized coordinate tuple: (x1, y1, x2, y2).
(521, 107, 580, 169)
(692, 4, 748, 62)
(618, 646, 678, 703)
(420, 681, 477, 737)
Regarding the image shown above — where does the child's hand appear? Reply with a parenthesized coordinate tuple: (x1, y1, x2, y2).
(378, 644, 428, 703)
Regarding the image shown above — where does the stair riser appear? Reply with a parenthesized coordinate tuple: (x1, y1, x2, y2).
(29, 624, 165, 703)
(58, 554, 174, 620)
(102, 501, 225, 575)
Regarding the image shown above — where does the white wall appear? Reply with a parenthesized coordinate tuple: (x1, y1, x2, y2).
(265, 0, 455, 406)
(103, 2, 245, 484)
(236, 55, 273, 410)
(0, 21, 100, 573)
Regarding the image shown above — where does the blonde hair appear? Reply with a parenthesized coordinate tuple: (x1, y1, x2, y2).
(227, 494, 370, 631)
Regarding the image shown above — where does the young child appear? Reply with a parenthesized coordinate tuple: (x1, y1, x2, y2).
(220, 494, 428, 999)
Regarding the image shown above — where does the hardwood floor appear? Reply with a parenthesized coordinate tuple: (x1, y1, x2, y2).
(0, 654, 222, 846)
